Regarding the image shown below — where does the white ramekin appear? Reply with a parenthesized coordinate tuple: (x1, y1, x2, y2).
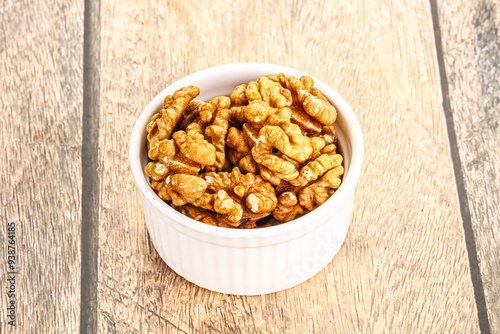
(129, 63, 364, 295)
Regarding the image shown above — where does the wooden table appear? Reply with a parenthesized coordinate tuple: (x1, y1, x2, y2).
(1, 0, 498, 332)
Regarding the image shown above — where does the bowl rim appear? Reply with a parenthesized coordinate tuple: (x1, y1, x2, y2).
(129, 62, 364, 239)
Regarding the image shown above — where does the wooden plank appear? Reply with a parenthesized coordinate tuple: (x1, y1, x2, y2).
(95, 0, 479, 332)
(0, 0, 83, 332)
(436, 0, 500, 331)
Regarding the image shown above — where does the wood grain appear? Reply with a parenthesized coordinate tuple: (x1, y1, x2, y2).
(0, 0, 83, 332)
(93, 0, 480, 332)
(437, 0, 500, 331)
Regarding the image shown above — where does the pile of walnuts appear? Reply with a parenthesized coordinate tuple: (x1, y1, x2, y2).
(145, 73, 344, 228)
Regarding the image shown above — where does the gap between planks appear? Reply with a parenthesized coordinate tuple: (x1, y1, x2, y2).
(80, 0, 101, 333)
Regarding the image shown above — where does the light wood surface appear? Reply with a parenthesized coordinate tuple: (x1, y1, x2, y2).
(0, 0, 498, 333)
(94, 0, 478, 332)
(0, 0, 83, 332)
(437, 0, 500, 331)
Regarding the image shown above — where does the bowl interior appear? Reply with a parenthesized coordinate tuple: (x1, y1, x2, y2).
(130, 63, 363, 237)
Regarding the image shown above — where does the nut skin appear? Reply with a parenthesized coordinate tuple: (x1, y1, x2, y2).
(251, 123, 318, 184)
(226, 127, 259, 174)
(298, 165, 344, 211)
(145, 139, 201, 178)
(319, 125, 337, 145)
(229, 84, 248, 107)
(145, 73, 344, 228)
(245, 76, 292, 109)
(289, 103, 322, 134)
(290, 153, 343, 187)
(172, 130, 216, 166)
(226, 127, 250, 153)
(146, 85, 200, 148)
(202, 167, 278, 215)
(182, 205, 234, 228)
(199, 96, 231, 123)
(205, 109, 231, 171)
(273, 192, 304, 222)
(286, 76, 337, 125)
(164, 174, 208, 205)
(174, 99, 205, 132)
(257, 124, 313, 162)
(239, 155, 259, 174)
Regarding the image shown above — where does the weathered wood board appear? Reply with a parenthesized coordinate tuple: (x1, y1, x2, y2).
(437, 0, 500, 331)
(94, 0, 480, 332)
(0, 0, 84, 332)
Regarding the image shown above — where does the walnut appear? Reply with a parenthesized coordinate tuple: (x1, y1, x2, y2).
(199, 96, 231, 123)
(319, 125, 337, 145)
(147, 137, 175, 161)
(182, 205, 233, 228)
(230, 168, 277, 214)
(273, 192, 304, 222)
(290, 153, 343, 187)
(299, 166, 344, 210)
(212, 190, 244, 224)
(245, 76, 292, 109)
(161, 174, 243, 225)
(309, 137, 327, 160)
(242, 123, 261, 146)
(229, 106, 247, 123)
(252, 143, 298, 184)
(258, 165, 285, 186)
(226, 127, 259, 173)
(144, 162, 169, 181)
(239, 155, 259, 174)
(255, 124, 313, 162)
(266, 73, 287, 87)
(151, 180, 170, 201)
(174, 99, 205, 132)
(202, 168, 277, 214)
(248, 113, 322, 184)
(204, 109, 231, 171)
(172, 130, 216, 166)
(289, 103, 322, 134)
(303, 90, 337, 125)
(146, 86, 200, 148)
(286, 76, 337, 125)
(150, 174, 206, 204)
(226, 148, 246, 166)
(145, 139, 200, 178)
(157, 168, 276, 227)
(226, 127, 250, 153)
(230, 84, 248, 107)
(243, 101, 275, 126)
(243, 101, 292, 127)
(321, 144, 337, 155)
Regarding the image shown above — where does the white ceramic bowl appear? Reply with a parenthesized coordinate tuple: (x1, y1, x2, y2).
(129, 63, 364, 295)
